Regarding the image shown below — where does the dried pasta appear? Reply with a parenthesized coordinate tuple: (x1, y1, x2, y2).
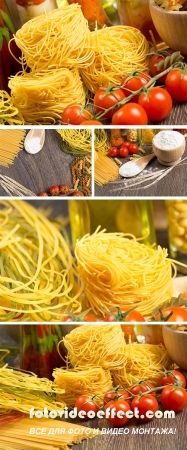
(0, 91, 24, 125)
(75, 228, 175, 318)
(13, 4, 94, 71)
(57, 129, 92, 155)
(95, 154, 119, 186)
(94, 129, 110, 155)
(112, 342, 171, 387)
(0, 130, 25, 167)
(54, 366, 112, 407)
(81, 26, 150, 93)
(63, 324, 126, 369)
(9, 69, 86, 125)
(0, 200, 83, 322)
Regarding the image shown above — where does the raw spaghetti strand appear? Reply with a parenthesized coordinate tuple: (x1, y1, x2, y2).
(57, 129, 92, 155)
(94, 129, 110, 156)
(95, 154, 119, 186)
(75, 228, 175, 318)
(0, 130, 25, 167)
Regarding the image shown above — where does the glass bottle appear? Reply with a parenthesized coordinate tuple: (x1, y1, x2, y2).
(69, 199, 156, 248)
(15, 0, 58, 24)
(165, 200, 187, 273)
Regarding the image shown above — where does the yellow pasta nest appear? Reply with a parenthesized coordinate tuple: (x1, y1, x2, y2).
(57, 129, 92, 155)
(81, 26, 150, 93)
(14, 4, 94, 71)
(0, 90, 24, 125)
(112, 342, 171, 387)
(63, 324, 126, 369)
(9, 68, 86, 125)
(54, 367, 112, 407)
(75, 228, 175, 318)
(94, 129, 110, 156)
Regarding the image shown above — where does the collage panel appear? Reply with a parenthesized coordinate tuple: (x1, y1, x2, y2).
(0, 322, 187, 449)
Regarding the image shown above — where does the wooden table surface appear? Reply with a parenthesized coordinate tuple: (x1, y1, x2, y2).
(158, 101, 187, 125)
(0, 130, 92, 197)
(94, 139, 187, 197)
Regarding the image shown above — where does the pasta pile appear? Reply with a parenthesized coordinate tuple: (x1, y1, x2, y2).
(9, 69, 86, 124)
(57, 129, 92, 155)
(0, 364, 65, 415)
(75, 228, 175, 318)
(63, 324, 126, 369)
(0, 90, 24, 125)
(94, 129, 110, 156)
(0, 200, 83, 321)
(54, 367, 112, 407)
(112, 342, 171, 387)
(95, 154, 120, 186)
(81, 26, 150, 93)
(0, 417, 100, 450)
(0, 130, 25, 167)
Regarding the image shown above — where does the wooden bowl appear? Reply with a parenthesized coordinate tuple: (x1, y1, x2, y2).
(152, 130, 185, 166)
(149, 0, 187, 55)
(162, 325, 187, 370)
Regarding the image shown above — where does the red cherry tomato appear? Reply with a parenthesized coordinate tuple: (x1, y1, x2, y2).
(64, 312, 97, 322)
(75, 395, 100, 420)
(121, 72, 151, 102)
(62, 105, 91, 125)
(81, 120, 103, 125)
(112, 103, 148, 125)
(149, 50, 174, 83)
(165, 69, 187, 102)
(109, 147, 118, 157)
(119, 146, 129, 157)
(104, 388, 130, 405)
(131, 395, 159, 422)
(94, 86, 125, 119)
(158, 370, 186, 389)
(129, 381, 156, 397)
(122, 141, 131, 148)
(138, 88, 172, 122)
(104, 307, 145, 341)
(155, 306, 187, 322)
(59, 184, 70, 195)
(38, 192, 48, 196)
(104, 399, 131, 426)
(49, 185, 60, 196)
(161, 386, 187, 412)
(71, 191, 84, 196)
(129, 144, 139, 154)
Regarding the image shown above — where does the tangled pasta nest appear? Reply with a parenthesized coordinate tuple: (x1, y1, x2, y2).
(57, 129, 92, 155)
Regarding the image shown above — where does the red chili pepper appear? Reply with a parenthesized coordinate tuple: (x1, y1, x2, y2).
(35, 325, 44, 339)
(38, 350, 52, 380)
(21, 346, 32, 372)
(30, 347, 39, 376)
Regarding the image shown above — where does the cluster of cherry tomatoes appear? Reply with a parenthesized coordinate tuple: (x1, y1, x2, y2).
(38, 184, 84, 197)
(61, 50, 187, 126)
(109, 141, 139, 158)
(75, 370, 187, 427)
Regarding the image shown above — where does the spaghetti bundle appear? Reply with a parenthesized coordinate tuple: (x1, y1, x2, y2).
(9, 69, 86, 125)
(0, 364, 65, 415)
(94, 129, 110, 156)
(0, 417, 101, 449)
(0, 130, 25, 167)
(0, 91, 24, 125)
(95, 154, 119, 186)
(81, 26, 150, 93)
(57, 129, 92, 155)
(54, 367, 112, 407)
(63, 324, 126, 369)
(75, 228, 175, 318)
(112, 342, 171, 387)
(0, 200, 83, 321)
(14, 5, 94, 71)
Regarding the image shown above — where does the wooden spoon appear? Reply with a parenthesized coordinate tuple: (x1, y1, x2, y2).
(119, 153, 155, 178)
(24, 129, 45, 154)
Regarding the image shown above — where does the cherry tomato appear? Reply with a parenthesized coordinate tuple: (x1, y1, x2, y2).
(165, 69, 187, 102)
(94, 86, 125, 119)
(129, 144, 139, 154)
(49, 185, 60, 196)
(138, 88, 172, 122)
(64, 311, 97, 322)
(131, 394, 159, 422)
(59, 184, 70, 195)
(62, 105, 91, 125)
(104, 387, 130, 405)
(121, 72, 151, 102)
(109, 147, 118, 157)
(81, 120, 103, 125)
(104, 307, 145, 341)
(161, 385, 187, 412)
(71, 191, 84, 196)
(104, 399, 131, 426)
(119, 146, 129, 157)
(129, 381, 156, 397)
(75, 395, 100, 420)
(122, 141, 131, 148)
(149, 50, 174, 83)
(158, 370, 186, 389)
(112, 103, 148, 125)
(155, 306, 187, 322)
(38, 192, 48, 196)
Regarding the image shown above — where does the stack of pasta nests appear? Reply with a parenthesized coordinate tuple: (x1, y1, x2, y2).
(53, 324, 171, 408)
(9, 4, 149, 124)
